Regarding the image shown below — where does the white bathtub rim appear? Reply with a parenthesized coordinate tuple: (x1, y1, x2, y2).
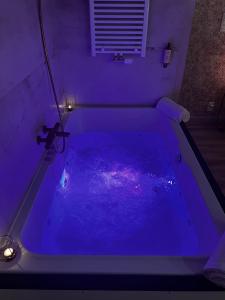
(1, 107, 225, 276)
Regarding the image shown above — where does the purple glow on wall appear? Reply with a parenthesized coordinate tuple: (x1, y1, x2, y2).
(46, 0, 196, 105)
(0, 1, 58, 235)
(0, 0, 196, 236)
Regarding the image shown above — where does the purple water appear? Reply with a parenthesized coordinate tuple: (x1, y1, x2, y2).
(41, 131, 199, 255)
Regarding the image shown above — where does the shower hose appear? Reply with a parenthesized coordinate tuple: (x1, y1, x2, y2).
(37, 0, 66, 154)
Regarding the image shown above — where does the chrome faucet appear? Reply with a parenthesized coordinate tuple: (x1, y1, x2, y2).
(37, 122, 70, 150)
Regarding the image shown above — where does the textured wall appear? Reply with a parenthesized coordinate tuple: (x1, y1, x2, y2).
(0, 1, 57, 234)
(180, 0, 225, 116)
(45, 0, 195, 106)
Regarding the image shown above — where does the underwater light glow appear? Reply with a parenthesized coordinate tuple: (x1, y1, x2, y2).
(36, 131, 208, 255)
(59, 168, 70, 190)
(100, 166, 140, 189)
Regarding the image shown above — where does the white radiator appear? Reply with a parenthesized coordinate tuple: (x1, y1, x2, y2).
(89, 0, 150, 57)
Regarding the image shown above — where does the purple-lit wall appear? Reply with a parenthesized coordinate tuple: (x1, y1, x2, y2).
(45, 0, 196, 105)
(0, 1, 57, 235)
(0, 0, 195, 235)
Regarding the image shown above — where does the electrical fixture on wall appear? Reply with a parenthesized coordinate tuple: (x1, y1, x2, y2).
(89, 0, 150, 57)
(112, 54, 134, 64)
(163, 43, 173, 68)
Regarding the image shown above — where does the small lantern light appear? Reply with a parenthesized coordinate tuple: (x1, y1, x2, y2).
(67, 103, 73, 112)
(3, 247, 15, 260)
(64, 95, 76, 112)
(0, 236, 18, 262)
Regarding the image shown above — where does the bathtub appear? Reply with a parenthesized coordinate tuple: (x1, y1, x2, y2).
(1, 107, 225, 290)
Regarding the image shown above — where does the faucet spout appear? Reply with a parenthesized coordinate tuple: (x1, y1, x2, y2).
(55, 131, 70, 137)
(37, 136, 48, 144)
(36, 122, 70, 150)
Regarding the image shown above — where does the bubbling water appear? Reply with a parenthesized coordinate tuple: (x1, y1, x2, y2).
(41, 131, 198, 255)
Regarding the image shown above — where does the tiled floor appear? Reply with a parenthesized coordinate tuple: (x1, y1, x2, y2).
(188, 122, 225, 195)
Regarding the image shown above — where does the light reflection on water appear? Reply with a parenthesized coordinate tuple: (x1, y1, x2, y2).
(42, 131, 198, 255)
(58, 164, 176, 196)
